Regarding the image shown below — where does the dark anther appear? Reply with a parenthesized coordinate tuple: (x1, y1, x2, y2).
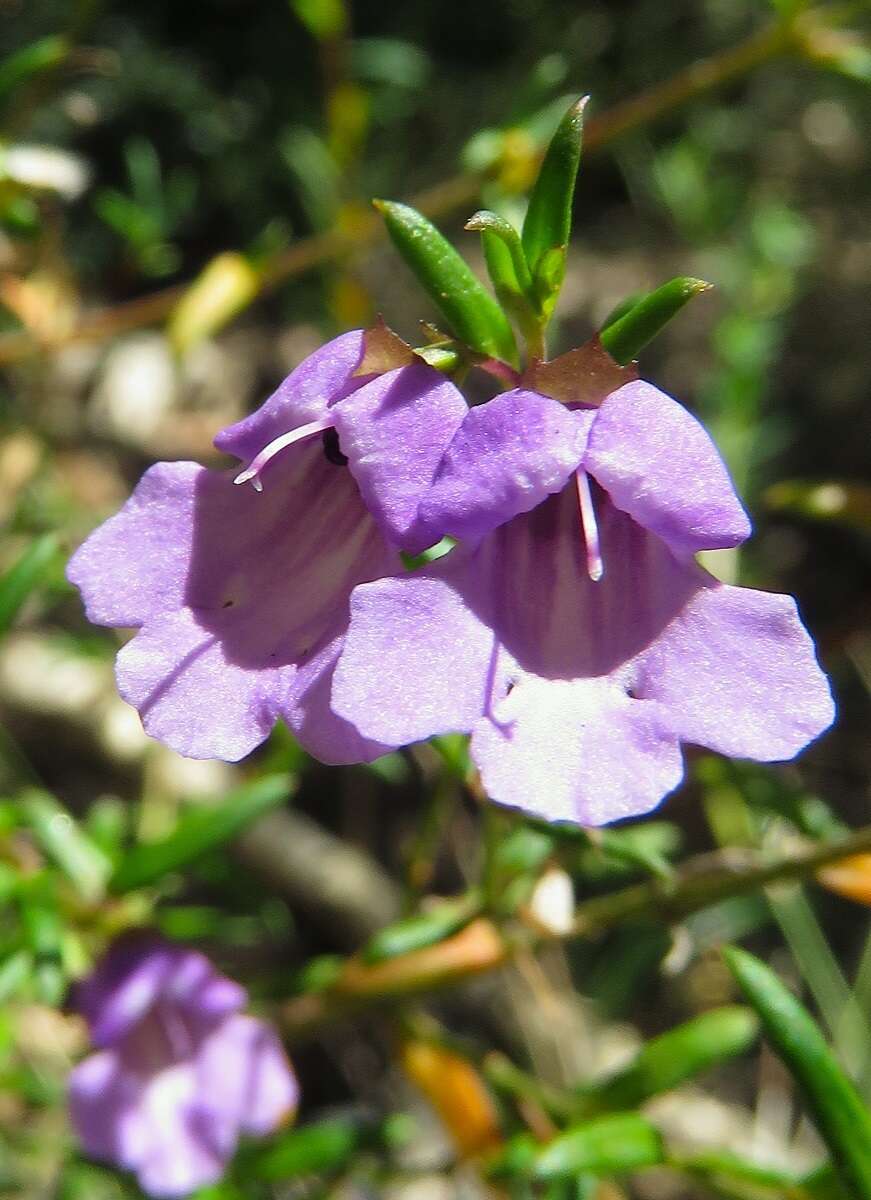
(322, 427, 348, 466)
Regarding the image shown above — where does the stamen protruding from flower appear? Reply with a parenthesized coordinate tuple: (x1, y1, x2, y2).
(575, 468, 604, 582)
(233, 415, 335, 491)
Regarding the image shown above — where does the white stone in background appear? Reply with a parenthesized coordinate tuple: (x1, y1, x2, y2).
(149, 748, 234, 800)
(98, 697, 151, 763)
(3, 144, 90, 199)
(0, 633, 107, 717)
(528, 865, 575, 935)
(89, 333, 178, 446)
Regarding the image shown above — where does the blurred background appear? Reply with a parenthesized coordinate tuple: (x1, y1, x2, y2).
(1, 0, 871, 1197)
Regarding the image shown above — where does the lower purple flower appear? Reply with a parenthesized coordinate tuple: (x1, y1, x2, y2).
(332, 379, 835, 825)
(68, 933, 298, 1198)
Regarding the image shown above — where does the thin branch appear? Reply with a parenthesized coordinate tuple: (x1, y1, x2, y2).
(281, 822, 871, 1040)
(0, 16, 799, 367)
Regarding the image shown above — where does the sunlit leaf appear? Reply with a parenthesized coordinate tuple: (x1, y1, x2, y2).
(724, 945, 871, 1200)
(375, 199, 518, 364)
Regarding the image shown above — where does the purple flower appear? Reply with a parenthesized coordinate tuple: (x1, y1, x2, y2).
(68, 933, 298, 1197)
(67, 331, 468, 763)
(332, 379, 835, 825)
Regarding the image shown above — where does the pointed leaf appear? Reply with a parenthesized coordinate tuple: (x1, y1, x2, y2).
(724, 945, 871, 1200)
(109, 775, 291, 893)
(375, 199, 517, 364)
(599, 277, 712, 365)
(582, 1007, 759, 1112)
(466, 210, 534, 301)
(21, 790, 110, 904)
(0, 534, 60, 636)
(534, 1113, 663, 1180)
(362, 892, 481, 964)
(0, 36, 68, 106)
(253, 1117, 362, 1180)
(522, 97, 588, 276)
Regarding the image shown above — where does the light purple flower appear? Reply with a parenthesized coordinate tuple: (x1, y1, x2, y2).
(332, 379, 835, 825)
(67, 331, 468, 763)
(68, 933, 298, 1198)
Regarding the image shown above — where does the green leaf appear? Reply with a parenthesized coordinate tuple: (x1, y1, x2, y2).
(20, 879, 64, 1005)
(0, 35, 68, 106)
(521, 96, 588, 277)
(362, 892, 481, 964)
(109, 775, 292, 893)
(289, 0, 347, 40)
(582, 1007, 759, 1112)
(675, 1148, 830, 1193)
(724, 945, 871, 1200)
(0, 535, 60, 636)
(534, 1114, 664, 1180)
(375, 199, 518, 364)
(0, 951, 32, 1003)
(252, 1117, 362, 1179)
(599, 277, 711, 365)
(466, 210, 535, 307)
(21, 790, 111, 903)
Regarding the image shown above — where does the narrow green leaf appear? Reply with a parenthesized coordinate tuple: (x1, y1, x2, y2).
(521, 96, 588, 276)
(0, 535, 60, 636)
(109, 775, 291, 893)
(600, 291, 646, 331)
(583, 1007, 759, 1112)
(674, 1148, 828, 1191)
(253, 1117, 362, 1179)
(534, 1114, 663, 1181)
(599, 277, 711, 365)
(21, 790, 111, 904)
(362, 892, 481, 964)
(375, 199, 517, 364)
(20, 882, 64, 1005)
(724, 945, 871, 1200)
(466, 210, 534, 302)
(0, 36, 68, 106)
(0, 951, 32, 1003)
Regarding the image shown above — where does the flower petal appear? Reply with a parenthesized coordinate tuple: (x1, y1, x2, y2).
(127, 1062, 227, 1198)
(99, 447, 399, 762)
(332, 551, 496, 745)
(115, 608, 289, 761)
(69, 1049, 140, 1160)
(472, 677, 684, 826)
(331, 362, 469, 552)
(196, 1014, 299, 1140)
(66, 462, 202, 628)
(334, 492, 698, 750)
(214, 330, 365, 464)
(286, 634, 393, 764)
(73, 934, 246, 1047)
(418, 388, 592, 544)
(584, 380, 751, 557)
(636, 578, 835, 760)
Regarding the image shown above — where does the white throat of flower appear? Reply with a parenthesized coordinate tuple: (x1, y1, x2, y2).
(233, 415, 336, 492)
(574, 467, 603, 582)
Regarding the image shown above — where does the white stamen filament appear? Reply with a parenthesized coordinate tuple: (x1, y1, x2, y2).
(233, 415, 335, 491)
(575, 468, 604, 582)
